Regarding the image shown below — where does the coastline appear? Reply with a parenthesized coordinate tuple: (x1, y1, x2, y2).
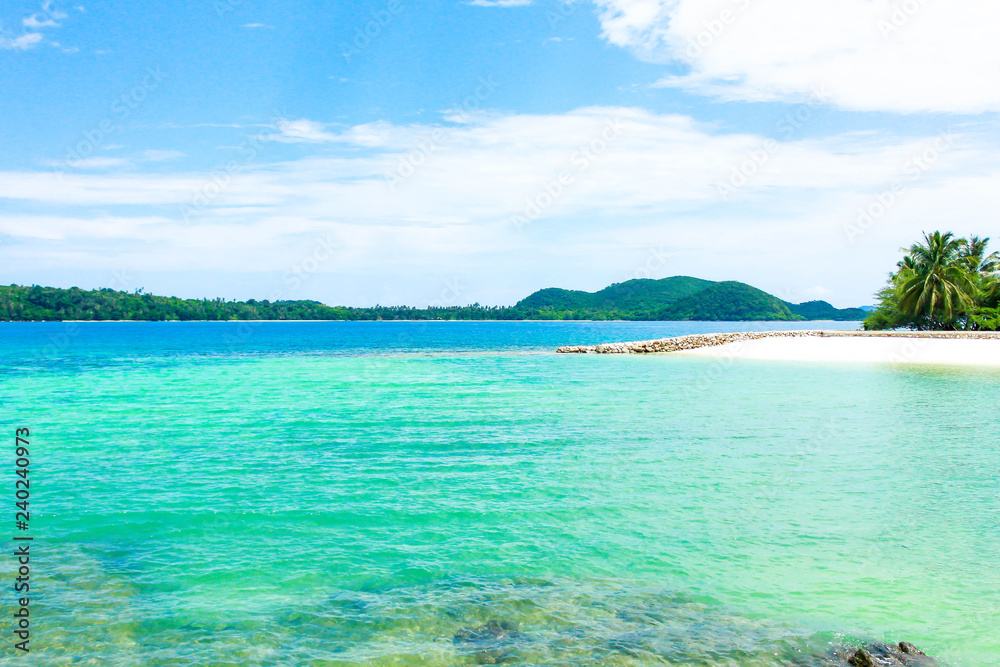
(4, 318, 859, 323)
(557, 330, 1000, 367)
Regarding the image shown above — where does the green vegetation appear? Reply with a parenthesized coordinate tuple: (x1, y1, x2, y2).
(863, 232, 1000, 331)
(513, 276, 715, 319)
(512, 277, 865, 321)
(0, 276, 868, 322)
(655, 282, 797, 321)
(785, 300, 869, 321)
(0, 285, 513, 322)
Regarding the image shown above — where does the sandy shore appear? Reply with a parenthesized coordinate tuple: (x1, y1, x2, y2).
(675, 335, 1000, 367)
(558, 330, 1000, 367)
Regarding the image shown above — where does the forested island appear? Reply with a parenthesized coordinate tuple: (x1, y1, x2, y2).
(8, 232, 992, 328)
(0, 277, 867, 322)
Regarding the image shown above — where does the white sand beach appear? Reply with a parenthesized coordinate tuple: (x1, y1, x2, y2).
(674, 334, 1000, 367)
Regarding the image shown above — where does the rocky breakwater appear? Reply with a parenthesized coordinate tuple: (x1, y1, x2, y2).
(556, 329, 1000, 354)
(556, 330, 821, 355)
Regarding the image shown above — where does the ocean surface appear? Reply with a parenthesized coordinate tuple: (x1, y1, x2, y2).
(1, 321, 998, 666)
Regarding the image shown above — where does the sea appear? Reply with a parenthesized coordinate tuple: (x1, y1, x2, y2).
(1, 321, 998, 666)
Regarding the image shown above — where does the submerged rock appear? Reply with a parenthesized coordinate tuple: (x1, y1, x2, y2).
(453, 619, 524, 664)
(848, 648, 875, 667)
(898, 642, 925, 655)
(839, 641, 938, 667)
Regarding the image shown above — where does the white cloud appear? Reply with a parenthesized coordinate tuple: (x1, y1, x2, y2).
(23, 15, 58, 28)
(44, 157, 131, 170)
(163, 122, 267, 129)
(242, 23, 273, 29)
(469, 0, 532, 6)
(141, 149, 185, 162)
(2, 108, 999, 306)
(270, 119, 343, 143)
(593, 0, 1000, 113)
(801, 285, 833, 300)
(0, 214, 177, 241)
(0, 33, 43, 50)
(43, 151, 185, 172)
(23, 0, 68, 28)
(4, 1, 72, 50)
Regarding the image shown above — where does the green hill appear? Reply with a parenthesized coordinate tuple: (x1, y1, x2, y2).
(513, 287, 595, 312)
(512, 278, 865, 321)
(658, 281, 797, 321)
(784, 300, 869, 321)
(513, 276, 714, 319)
(591, 276, 714, 309)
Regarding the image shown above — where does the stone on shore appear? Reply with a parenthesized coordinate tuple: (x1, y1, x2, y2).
(556, 329, 1000, 355)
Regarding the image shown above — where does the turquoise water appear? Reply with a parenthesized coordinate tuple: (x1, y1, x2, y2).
(2, 322, 998, 665)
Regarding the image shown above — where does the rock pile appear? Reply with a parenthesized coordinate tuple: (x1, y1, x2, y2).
(556, 329, 1000, 354)
(840, 640, 939, 666)
(556, 330, 820, 354)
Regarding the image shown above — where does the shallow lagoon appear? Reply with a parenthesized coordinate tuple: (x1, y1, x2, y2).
(2, 322, 997, 665)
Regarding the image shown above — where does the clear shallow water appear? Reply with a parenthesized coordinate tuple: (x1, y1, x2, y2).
(1, 322, 998, 666)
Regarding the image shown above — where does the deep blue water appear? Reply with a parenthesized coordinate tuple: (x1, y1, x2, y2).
(0, 320, 862, 367)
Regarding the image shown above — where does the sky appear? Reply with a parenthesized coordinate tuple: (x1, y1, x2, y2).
(1, 0, 998, 308)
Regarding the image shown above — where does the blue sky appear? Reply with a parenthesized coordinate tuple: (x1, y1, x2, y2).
(2, 0, 998, 307)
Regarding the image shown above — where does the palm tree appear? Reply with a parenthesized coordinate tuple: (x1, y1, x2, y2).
(894, 254, 916, 276)
(959, 235, 1000, 275)
(960, 236, 1000, 316)
(895, 231, 977, 329)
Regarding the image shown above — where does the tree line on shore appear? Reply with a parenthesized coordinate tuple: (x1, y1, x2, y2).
(864, 232, 1000, 331)
(0, 278, 864, 323)
(0, 286, 526, 321)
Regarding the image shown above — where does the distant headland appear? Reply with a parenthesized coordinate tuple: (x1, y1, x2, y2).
(0, 278, 867, 322)
(0, 277, 868, 322)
